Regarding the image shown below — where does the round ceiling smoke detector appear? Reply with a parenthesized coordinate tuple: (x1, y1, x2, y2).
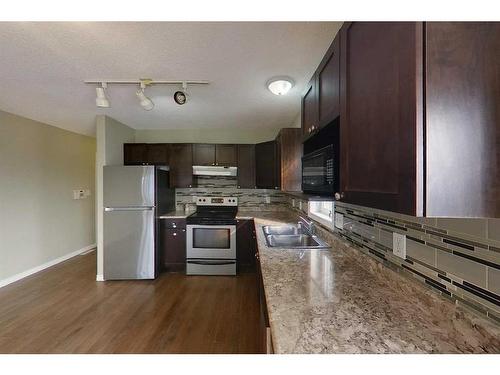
(267, 77, 294, 96)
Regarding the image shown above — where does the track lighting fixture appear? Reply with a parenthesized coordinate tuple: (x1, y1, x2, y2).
(95, 82, 110, 108)
(174, 82, 188, 105)
(136, 82, 154, 111)
(84, 79, 209, 109)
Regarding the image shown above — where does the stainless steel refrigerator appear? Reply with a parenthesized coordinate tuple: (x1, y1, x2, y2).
(103, 165, 174, 280)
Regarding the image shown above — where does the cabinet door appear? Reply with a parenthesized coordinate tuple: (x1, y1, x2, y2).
(193, 144, 216, 166)
(237, 144, 256, 188)
(215, 144, 237, 166)
(339, 22, 424, 216)
(318, 34, 340, 126)
(170, 144, 193, 188)
(255, 141, 280, 189)
(146, 143, 169, 165)
(124, 143, 148, 165)
(278, 128, 302, 192)
(236, 219, 256, 271)
(301, 78, 318, 138)
(426, 22, 500, 217)
(159, 224, 186, 272)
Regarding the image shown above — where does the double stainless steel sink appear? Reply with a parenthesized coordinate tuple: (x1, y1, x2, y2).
(262, 223, 330, 249)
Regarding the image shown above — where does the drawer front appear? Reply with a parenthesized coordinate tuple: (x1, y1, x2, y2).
(162, 218, 186, 229)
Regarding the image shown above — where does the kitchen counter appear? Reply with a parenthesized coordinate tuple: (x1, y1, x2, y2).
(158, 210, 189, 219)
(248, 210, 500, 354)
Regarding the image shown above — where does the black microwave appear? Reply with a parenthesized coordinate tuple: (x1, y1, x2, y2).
(302, 145, 337, 195)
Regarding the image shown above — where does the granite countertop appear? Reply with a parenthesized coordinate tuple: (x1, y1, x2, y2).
(248, 210, 500, 354)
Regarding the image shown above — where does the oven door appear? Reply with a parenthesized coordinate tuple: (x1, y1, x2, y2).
(186, 224, 236, 259)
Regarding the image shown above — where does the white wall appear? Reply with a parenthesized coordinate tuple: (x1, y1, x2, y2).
(0, 110, 96, 285)
(95, 115, 135, 279)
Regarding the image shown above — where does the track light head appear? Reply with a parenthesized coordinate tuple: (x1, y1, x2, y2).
(95, 83, 110, 108)
(136, 82, 154, 111)
(174, 81, 188, 105)
(174, 91, 187, 105)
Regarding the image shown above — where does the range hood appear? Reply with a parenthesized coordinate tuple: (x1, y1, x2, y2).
(192, 165, 237, 177)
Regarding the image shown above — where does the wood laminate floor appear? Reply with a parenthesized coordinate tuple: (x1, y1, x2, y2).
(0, 251, 261, 353)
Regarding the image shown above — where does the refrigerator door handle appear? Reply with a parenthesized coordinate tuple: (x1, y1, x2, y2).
(104, 206, 155, 212)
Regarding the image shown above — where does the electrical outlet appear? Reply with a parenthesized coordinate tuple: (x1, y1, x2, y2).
(334, 213, 344, 230)
(265, 196, 271, 204)
(292, 199, 296, 207)
(393, 232, 407, 259)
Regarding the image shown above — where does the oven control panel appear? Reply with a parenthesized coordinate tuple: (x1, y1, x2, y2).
(195, 196, 238, 206)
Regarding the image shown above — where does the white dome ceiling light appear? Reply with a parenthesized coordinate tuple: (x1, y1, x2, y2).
(84, 79, 209, 110)
(95, 82, 110, 108)
(136, 81, 154, 111)
(267, 77, 294, 96)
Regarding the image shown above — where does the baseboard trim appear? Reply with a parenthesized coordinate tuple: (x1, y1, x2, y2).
(0, 243, 97, 289)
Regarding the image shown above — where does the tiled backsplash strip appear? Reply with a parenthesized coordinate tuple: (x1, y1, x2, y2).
(176, 188, 288, 212)
(287, 196, 500, 325)
(175, 175, 289, 212)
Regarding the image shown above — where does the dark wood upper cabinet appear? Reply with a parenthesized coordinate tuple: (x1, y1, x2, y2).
(255, 140, 280, 189)
(276, 128, 302, 191)
(193, 144, 216, 166)
(146, 144, 169, 165)
(301, 78, 318, 138)
(215, 144, 237, 166)
(193, 144, 237, 166)
(124, 143, 169, 165)
(318, 34, 341, 126)
(169, 143, 193, 188)
(339, 22, 424, 216)
(237, 144, 256, 188)
(124, 143, 148, 165)
(425, 22, 500, 217)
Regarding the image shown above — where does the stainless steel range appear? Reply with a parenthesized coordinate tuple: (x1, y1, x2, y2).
(186, 196, 238, 275)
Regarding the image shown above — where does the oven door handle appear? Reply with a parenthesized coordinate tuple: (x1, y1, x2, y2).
(186, 260, 236, 266)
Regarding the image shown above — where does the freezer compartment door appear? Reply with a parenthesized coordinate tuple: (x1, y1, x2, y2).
(103, 208, 155, 280)
(103, 166, 155, 207)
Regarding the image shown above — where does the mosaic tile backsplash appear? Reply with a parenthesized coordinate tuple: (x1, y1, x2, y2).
(176, 176, 288, 212)
(287, 196, 500, 325)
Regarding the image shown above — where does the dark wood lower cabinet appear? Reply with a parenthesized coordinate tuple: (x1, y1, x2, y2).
(159, 219, 186, 272)
(257, 254, 272, 354)
(236, 219, 256, 272)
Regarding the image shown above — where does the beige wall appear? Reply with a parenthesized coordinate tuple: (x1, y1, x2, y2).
(95, 115, 135, 279)
(0, 110, 96, 284)
(135, 127, 285, 144)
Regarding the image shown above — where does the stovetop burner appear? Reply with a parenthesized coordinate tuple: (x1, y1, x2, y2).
(186, 196, 238, 225)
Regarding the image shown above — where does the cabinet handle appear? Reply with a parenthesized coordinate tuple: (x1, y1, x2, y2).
(182, 229, 186, 232)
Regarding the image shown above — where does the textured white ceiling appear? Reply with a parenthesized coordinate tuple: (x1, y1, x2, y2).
(0, 22, 342, 137)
